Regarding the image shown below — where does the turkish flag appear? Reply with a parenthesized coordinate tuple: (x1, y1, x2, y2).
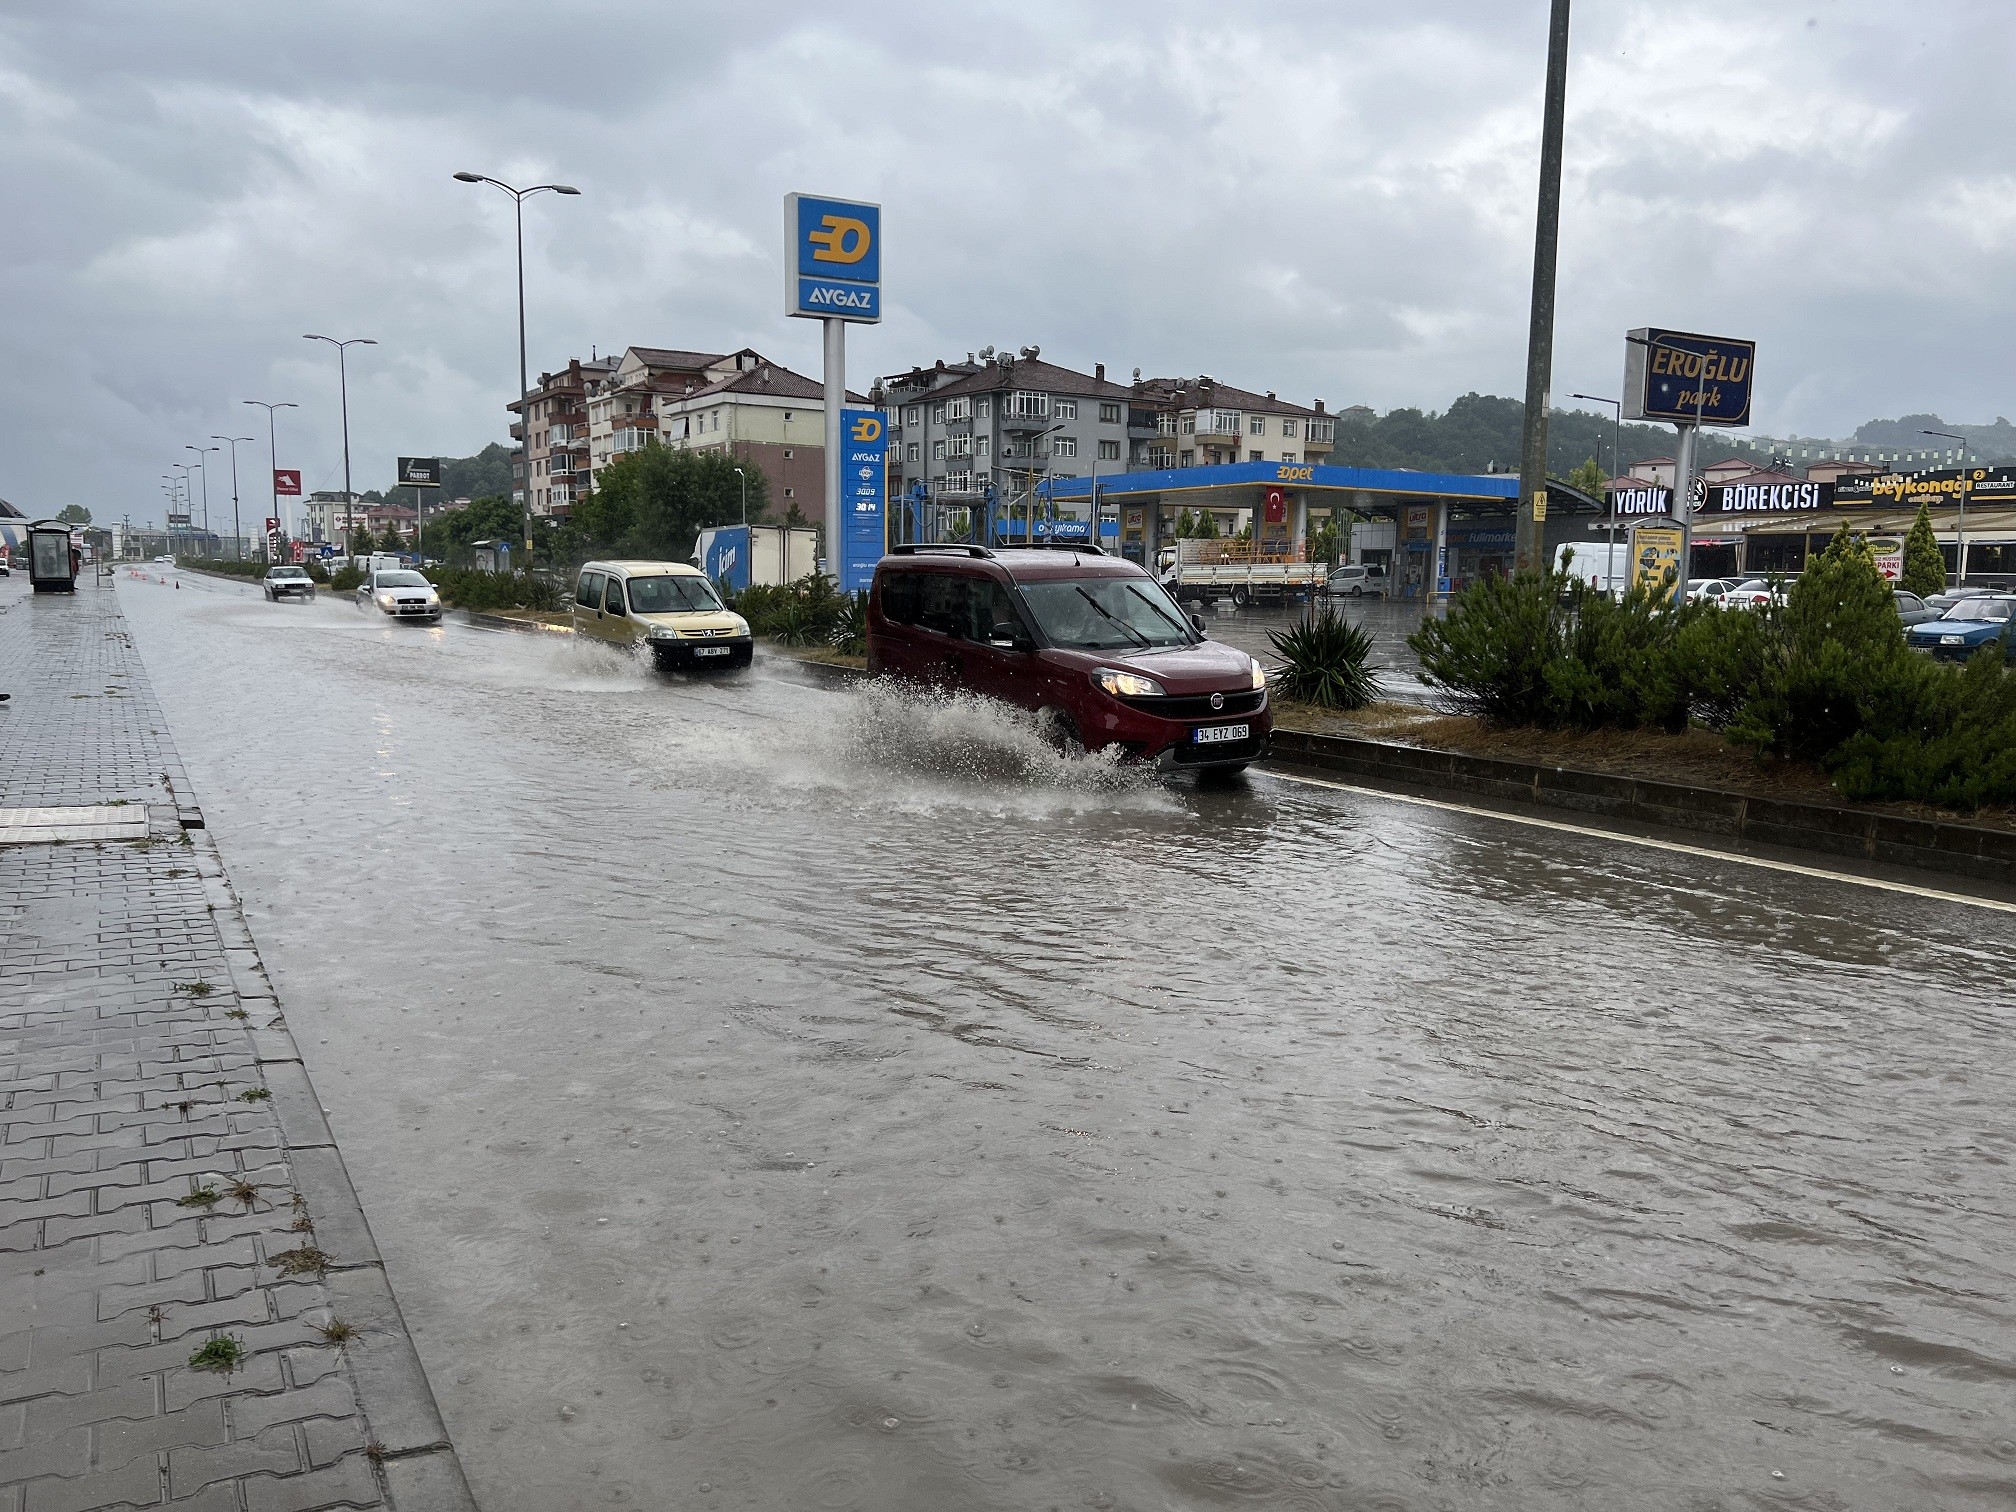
(1263, 487, 1286, 524)
(273, 469, 302, 496)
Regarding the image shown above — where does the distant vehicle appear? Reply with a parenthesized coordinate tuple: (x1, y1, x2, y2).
(1554, 540, 1630, 597)
(357, 568, 441, 623)
(1159, 539, 1323, 607)
(153, 555, 175, 566)
(261, 565, 315, 602)
(573, 559, 752, 669)
(694, 525, 818, 593)
(1687, 577, 1741, 605)
(1907, 595, 2016, 663)
(1721, 578, 1786, 610)
(869, 543, 1270, 773)
(1892, 589, 1937, 627)
(0, 558, 9, 576)
(1926, 585, 1997, 613)
(1320, 563, 1387, 598)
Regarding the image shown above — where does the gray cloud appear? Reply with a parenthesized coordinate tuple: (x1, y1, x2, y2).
(1, 0, 2007, 520)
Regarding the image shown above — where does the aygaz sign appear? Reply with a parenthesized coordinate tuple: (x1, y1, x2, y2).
(1623, 328, 1756, 427)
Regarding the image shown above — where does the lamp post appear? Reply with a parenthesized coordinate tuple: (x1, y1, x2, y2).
(212, 435, 253, 560)
(1921, 428, 1970, 587)
(302, 336, 375, 516)
(733, 466, 748, 526)
(244, 400, 298, 547)
(184, 445, 218, 556)
(452, 171, 582, 565)
(1026, 421, 1066, 543)
(1570, 392, 1623, 586)
(170, 464, 196, 557)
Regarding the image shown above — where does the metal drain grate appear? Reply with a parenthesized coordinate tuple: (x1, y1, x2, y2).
(0, 806, 152, 844)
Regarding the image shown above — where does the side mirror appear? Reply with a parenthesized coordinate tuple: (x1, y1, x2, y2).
(1189, 612, 1206, 632)
(989, 620, 1031, 650)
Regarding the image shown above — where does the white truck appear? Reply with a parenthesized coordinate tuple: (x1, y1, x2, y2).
(1157, 540, 1324, 607)
(694, 525, 818, 592)
(1553, 539, 1631, 597)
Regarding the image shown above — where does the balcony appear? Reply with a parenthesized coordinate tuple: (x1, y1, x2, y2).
(999, 451, 1050, 472)
(1189, 409, 1242, 442)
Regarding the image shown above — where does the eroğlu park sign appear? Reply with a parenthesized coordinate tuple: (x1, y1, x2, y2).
(1623, 327, 1755, 427)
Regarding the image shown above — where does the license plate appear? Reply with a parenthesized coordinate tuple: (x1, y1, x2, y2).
(1194, 723, 1249, 745)
(694, 645, 732, 657)
(1941, 635, 1964, 645)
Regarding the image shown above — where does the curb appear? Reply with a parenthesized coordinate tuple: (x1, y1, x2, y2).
(456, 609, 572, 635)
(1264, 726, 2016, 887)
(193, 831, 479, 1509)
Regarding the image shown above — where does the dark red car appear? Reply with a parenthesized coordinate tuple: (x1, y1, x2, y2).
(867, 544, 1270, 771)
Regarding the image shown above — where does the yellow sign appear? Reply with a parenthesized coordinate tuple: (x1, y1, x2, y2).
(1532, 491, 1548, 522)
(808, 215, 872, 264)
(1273, 464, 1314, 482)
(849, 414, 883, 443)
(1631, 524, 1683, 599)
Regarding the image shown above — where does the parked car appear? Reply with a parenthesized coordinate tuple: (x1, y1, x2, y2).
(1720, 578, 1786, 610)
(1907, 595, 2016, 662)
(867, 544, 1270, 773)
(1891, 588, 1938, 627)
(572, 559, 752, 669)
(1925, 585, 1998, 613)
(356, 568, 441, 623)
(1687, 577, 1741, 605)
(1320, 563, 1387, 598)
(262, 565, 315, 602)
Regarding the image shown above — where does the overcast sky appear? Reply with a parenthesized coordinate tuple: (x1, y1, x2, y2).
(2, 0, 2009, 522)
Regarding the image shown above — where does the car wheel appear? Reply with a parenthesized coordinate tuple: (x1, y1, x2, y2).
(1350, 585, 1363, 597)
(1035, 706, 1085, 758)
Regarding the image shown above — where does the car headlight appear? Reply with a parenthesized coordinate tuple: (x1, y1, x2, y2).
(377, 593, 395, 607)
(647, 625, 678, 641)
(1093, 667, 1165, 698)
(1250, 658, 1268, 689)
(730, 616, 749, 637)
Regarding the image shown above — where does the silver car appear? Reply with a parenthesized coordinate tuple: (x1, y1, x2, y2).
(356, 568, 441, 623)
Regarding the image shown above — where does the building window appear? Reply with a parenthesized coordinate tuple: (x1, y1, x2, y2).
(1100, 402, 1121, 424)
(1179, 450, 1194, 467)
(906, 442, 920, 463)
(1308, 419, 1334, 443)
(905, 406, 921, 426)
(1281, 419, 1298, 438)
(1055, 399, 1078, 420)
(1281, 452, 1297, 464)
(977, 398, 991, 419)
(1053, 436, 1078, 458)
(1181, 416, 1196, 434)
(1156, 413, 1178, 436)
(1147, 446, 1176, 469)
(976, 434, 990, 455)
(1006, 391, 1049, 419)
(1249, 450, 1263, 463)
(712, 412, 720, 431)
(933, 404, 945, 423)
(1098, 440, 1120, 461)
(1249, 417, 1266, 435)
(948, 434, 973, 457)
(945, 397, 971, 421)
(932, 440, 946, 461)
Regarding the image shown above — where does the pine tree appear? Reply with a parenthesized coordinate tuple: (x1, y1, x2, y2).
(1174, 507, 1195, 539)
(1901, 502, 1945, 597)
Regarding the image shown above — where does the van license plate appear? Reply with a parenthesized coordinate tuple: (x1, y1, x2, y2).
(695, 646, 732, 657)
(1194, 723, 1248, 745)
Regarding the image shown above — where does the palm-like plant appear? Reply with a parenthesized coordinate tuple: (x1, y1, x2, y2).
(1267, 608, 1377, 710)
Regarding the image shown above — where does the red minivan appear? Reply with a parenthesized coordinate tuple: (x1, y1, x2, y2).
(867, 544, 1271, 771)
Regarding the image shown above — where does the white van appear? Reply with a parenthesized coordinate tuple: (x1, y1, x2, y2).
(1321, 563, 1388, 598)
(1553, 540, 1630, 597)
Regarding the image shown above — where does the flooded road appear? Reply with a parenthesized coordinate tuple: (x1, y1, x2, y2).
(121, 571, 2015, 1511)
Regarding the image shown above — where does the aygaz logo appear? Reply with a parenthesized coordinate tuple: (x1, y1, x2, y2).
(809, 216, 872, 266)
(850, 414, 883, 444)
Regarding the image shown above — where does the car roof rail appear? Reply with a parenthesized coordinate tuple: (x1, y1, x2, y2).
(887, 544, 995, 559)
(1008, 539, 1107, 555)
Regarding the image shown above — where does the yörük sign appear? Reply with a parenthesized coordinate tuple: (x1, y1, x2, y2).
(785, 194, 881, 323)
(1623, 328, 1756, 427)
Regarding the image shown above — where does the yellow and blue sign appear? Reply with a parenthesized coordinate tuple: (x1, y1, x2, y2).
(1623, 327, 1755, 427)
(838, 408, 887, 589)
(785, 193, 881, 323)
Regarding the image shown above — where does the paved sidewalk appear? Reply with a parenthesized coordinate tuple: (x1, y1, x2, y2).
(1, 580, 474, 1512)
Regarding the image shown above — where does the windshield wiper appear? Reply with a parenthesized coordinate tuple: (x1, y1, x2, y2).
(1074, 585, 1151, 647)
(1122, 581, 1194, 640)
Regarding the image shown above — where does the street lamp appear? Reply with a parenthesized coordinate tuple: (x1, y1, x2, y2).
(170, 464, 196, 555)
(184, 445, 218, 555)
(244, 400, 298, 547)
(1571, 392, 1624, 584)
(212, 435, 253, 561)
(733, 466, 748, 525)
(1921, 428, 1970, 587)
(302, 336, 376, 513)
(453, 171, 582, 564)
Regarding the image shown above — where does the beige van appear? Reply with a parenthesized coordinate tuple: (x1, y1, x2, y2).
(571, 560, 753, 669)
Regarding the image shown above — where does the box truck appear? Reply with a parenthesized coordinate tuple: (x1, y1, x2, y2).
(694, 525, 819, 592)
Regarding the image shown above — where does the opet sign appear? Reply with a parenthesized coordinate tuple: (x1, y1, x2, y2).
(784, 193, 881, 323)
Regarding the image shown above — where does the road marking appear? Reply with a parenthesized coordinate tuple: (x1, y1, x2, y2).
(1261, 769, 2016, 916)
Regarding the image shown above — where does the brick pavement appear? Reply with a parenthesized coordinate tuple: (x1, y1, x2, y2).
(1, 580, 474, 1512)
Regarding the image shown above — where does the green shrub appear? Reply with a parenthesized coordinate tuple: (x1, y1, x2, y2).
(831, 590, 870, 656)
(330, 566, 363, 592)
(1827, 647, 2016, 809)
(1408, 565, 1565, 725)
(1268, 607, 1376, 710)
(732, 574, 845, 643)
(421, 568, 558, 612)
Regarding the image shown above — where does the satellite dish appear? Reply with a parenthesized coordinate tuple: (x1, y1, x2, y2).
(1132, 367, 1141, 381)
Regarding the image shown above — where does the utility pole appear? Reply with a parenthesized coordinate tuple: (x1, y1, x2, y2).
(1514, 0, 1572, 573)
(1922, 428, 1971, 585)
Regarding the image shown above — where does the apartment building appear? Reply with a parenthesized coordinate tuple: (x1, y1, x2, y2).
(652, 359, 866, 520)
(299, 490, 370, 545)
(1127, 376, 1336, 470)
(507, 354, 615, 517)
(881, 348, 1133, 507)
(583, 346, 773, 480)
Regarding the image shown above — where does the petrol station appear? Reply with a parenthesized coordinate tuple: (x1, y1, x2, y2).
(1038, 460, 1611, 597)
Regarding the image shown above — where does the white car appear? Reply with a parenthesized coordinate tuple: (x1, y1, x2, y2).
(1321, 563, 1388, 598)
(262, 565, 315, 602)
(153, 555, 175, 566)
(1687, 577, 1741, 606)
(357, 568, 441, 623)
(1721, 577, 1786, 610)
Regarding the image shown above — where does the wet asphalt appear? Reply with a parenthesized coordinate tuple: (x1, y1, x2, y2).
(116, 568, 2016, 1511)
